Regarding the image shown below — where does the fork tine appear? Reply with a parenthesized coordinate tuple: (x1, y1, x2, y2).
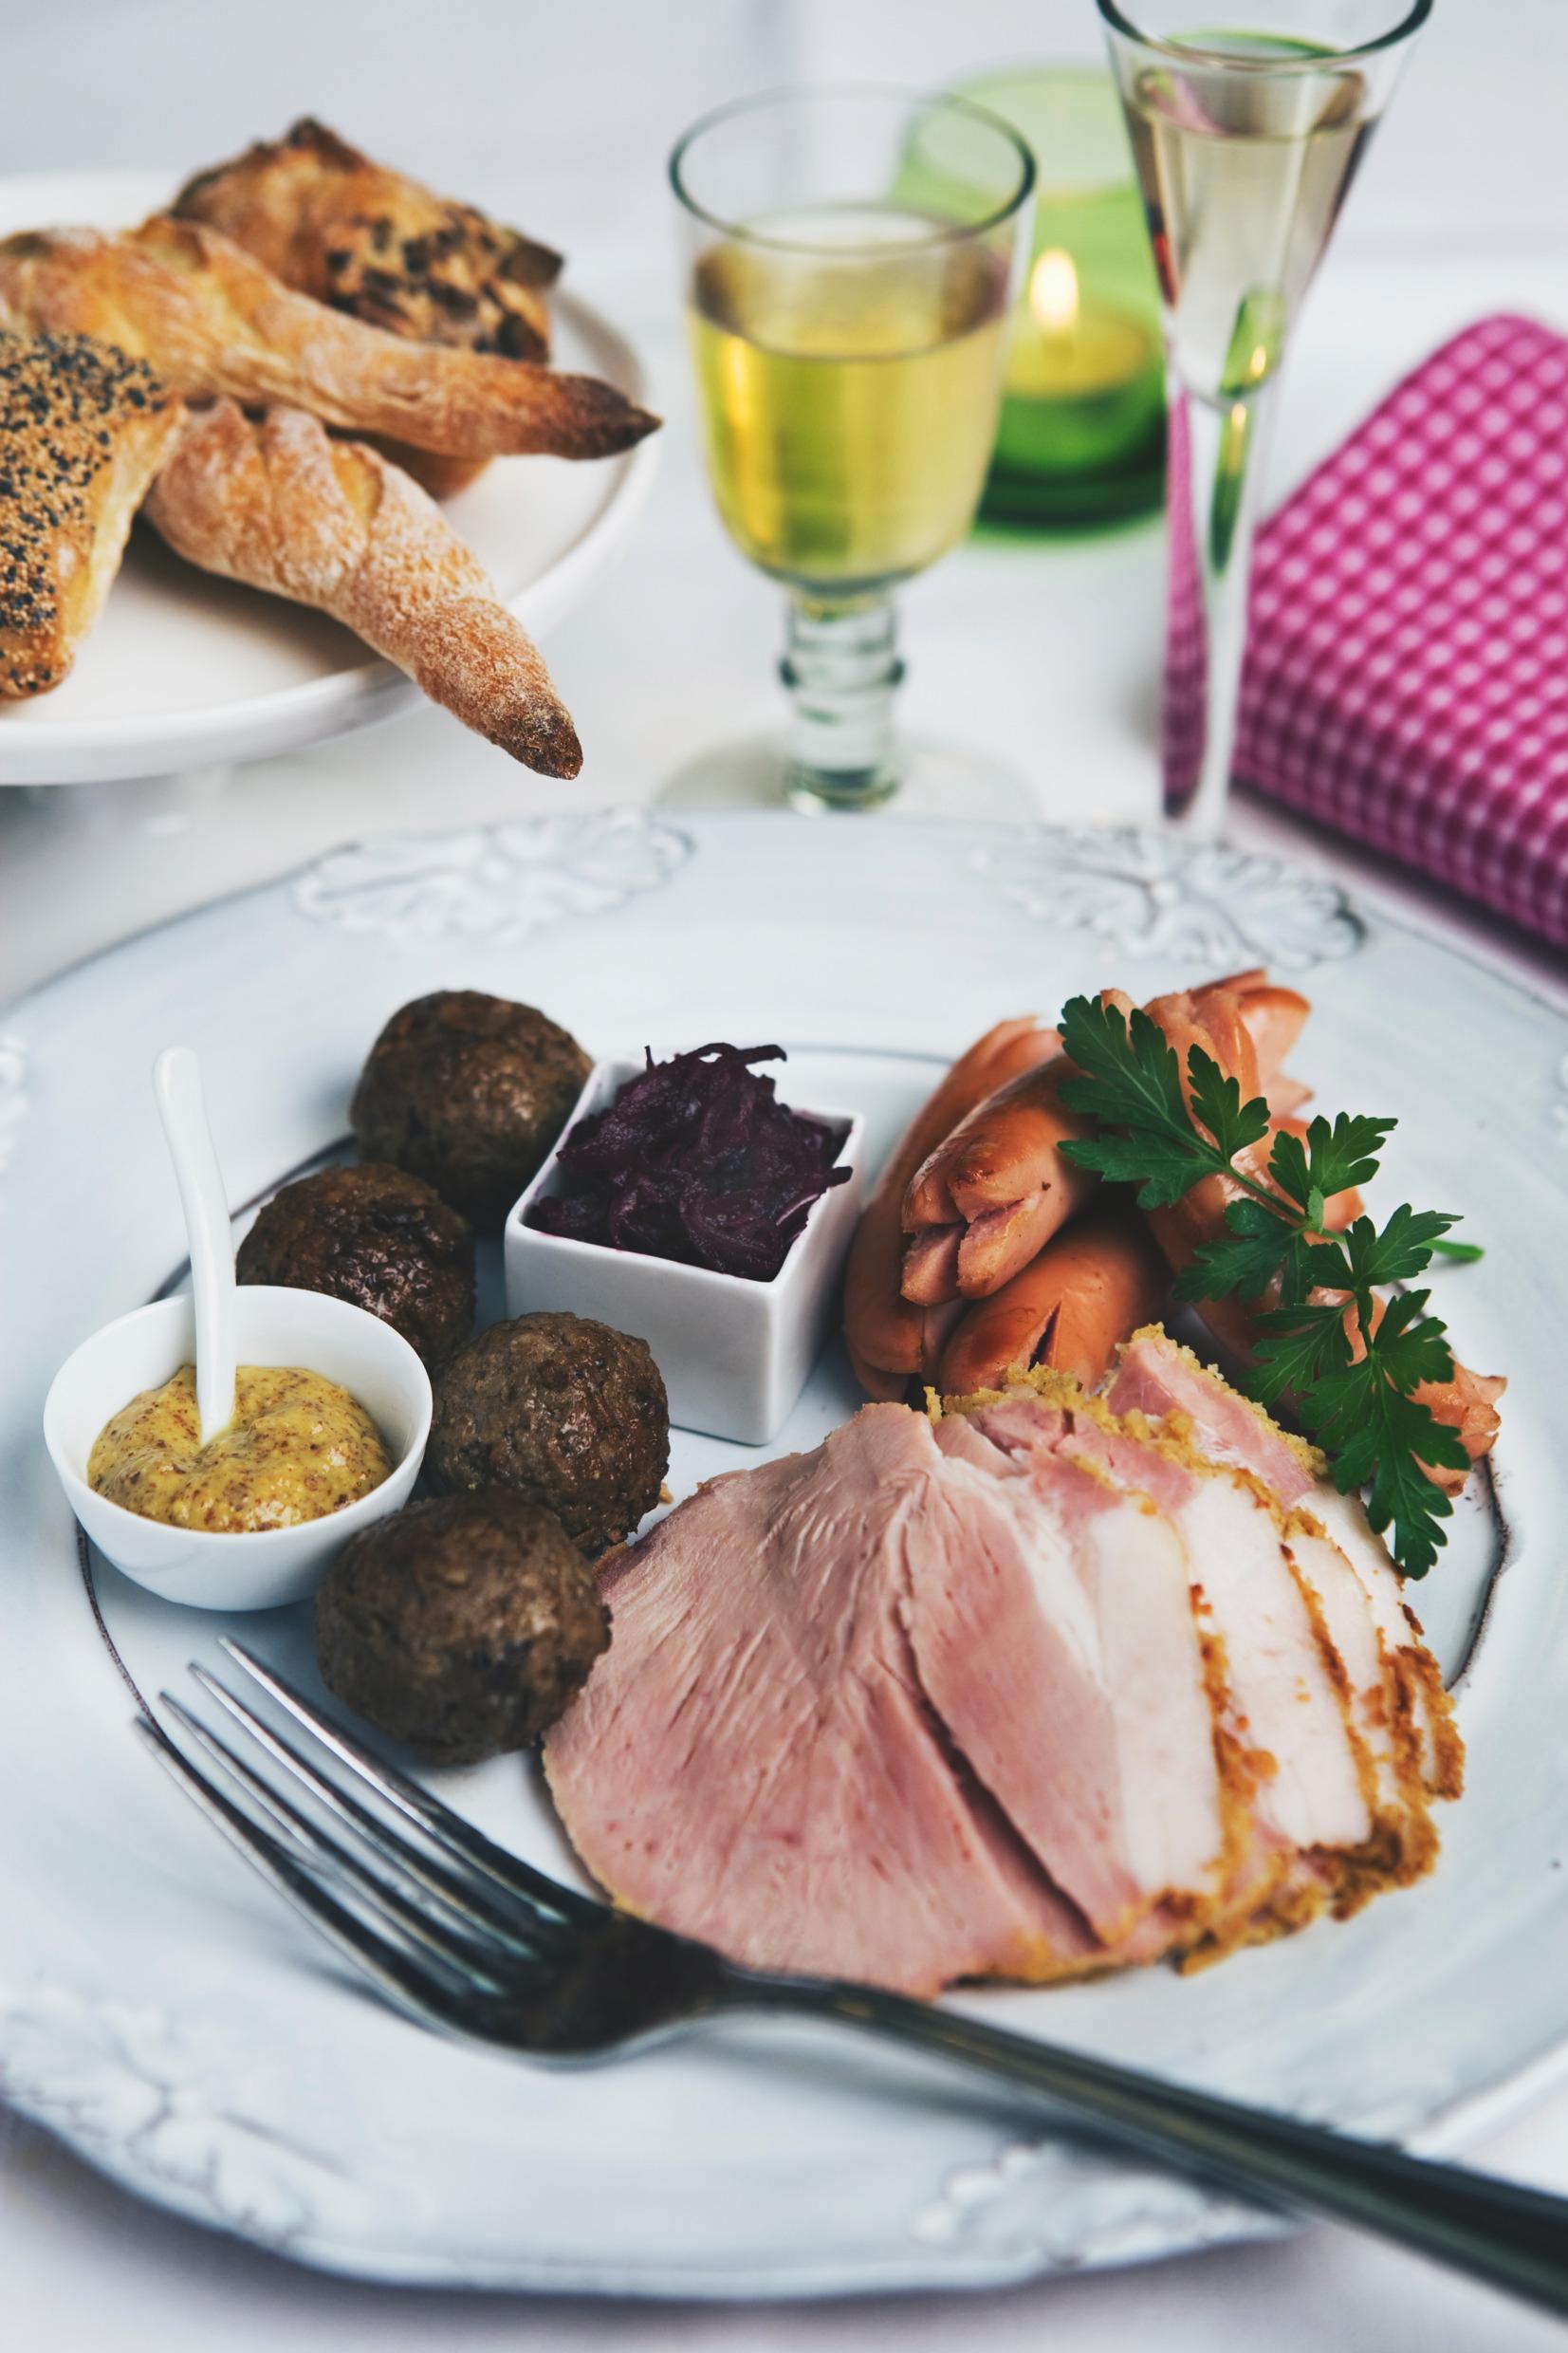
(219, 1639, 605, 1924)
(136, 1714, 472, 2037)
(188, 1664, 566, 1957)
(159, 1695, 523, 1994)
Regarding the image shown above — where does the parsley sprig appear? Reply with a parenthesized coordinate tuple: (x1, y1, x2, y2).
(1056, 994, 1477, 1577)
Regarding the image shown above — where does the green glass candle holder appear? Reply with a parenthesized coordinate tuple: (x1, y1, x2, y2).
(957, 66, 1166, 529)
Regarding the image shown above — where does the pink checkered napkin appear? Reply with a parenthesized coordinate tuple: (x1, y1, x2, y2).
(1229, 315, 1568, 952)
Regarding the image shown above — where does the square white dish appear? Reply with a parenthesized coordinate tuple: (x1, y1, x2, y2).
(504, 1055, 864, 1444)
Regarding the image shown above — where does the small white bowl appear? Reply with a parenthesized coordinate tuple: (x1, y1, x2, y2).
(44, 1286, 432, 1612)
(505, 1058, 864, 1445)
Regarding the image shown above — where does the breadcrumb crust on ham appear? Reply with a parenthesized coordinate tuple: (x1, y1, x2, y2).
(1107, 1328, 1464, 1801)
(942, 1380, 1378, 1958)
(1115, 1323, 1327, 1481)
(944, 1362, 1448, 1948)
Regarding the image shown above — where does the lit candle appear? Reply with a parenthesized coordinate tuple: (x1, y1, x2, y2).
(953, 65, 1168, 528)
(991, 246, 1165, 484)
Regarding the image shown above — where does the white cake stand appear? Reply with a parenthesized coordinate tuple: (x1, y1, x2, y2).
(0, 172, 660, 786)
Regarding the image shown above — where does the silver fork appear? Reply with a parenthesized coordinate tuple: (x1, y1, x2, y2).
(139, 1640, 1568, 2323)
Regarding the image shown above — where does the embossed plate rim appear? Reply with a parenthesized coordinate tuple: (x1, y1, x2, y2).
(1, 808, 1564, 2299)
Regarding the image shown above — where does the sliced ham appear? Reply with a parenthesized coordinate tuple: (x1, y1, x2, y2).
(949, 1389, 1380, 1951)
(1111, 1330, 1441, 1883)
(1108, 1329, 1463, 1800)
(546, 1328, 1458, 1997)
(913, 1417, 1226, 1943)
(1280, 1519, 1437, 1895)
(544, 1407, 1097, 1996)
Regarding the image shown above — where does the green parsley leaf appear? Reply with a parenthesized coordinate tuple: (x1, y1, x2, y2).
(1339, 1206, 1462, 1290)
(1266, 1123, 1311, 1211)
(1429, 1236, 1485, 1265)
(1064, 1127, 1214, 1211)
(1298, 1110, 1395, 1205)
(1060, 997, 1240, 1209)
(1053, 988, 1488, 1577)
(1340, 1406, 1455, 1579)
(1172, 1195, 1292, 1305)
(1277, 1230, 1356, 1307)
(1058, 997, 1194, 1146)
(1245, 1300, 1351, 1407)
(1186, 1046, 1272, 1164)
(1299, 1337, 1468, 1579)
(1353, 1288, 1457, 1391)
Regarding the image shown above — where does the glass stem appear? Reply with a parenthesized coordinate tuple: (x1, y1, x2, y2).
(1161, 374, 1281, 836)
(780, 595, 905, 813)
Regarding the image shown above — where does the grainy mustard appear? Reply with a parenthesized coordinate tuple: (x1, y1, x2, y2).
(88, 1362, 391, 1533)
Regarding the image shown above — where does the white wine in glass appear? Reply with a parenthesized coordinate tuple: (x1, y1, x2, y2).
(689, 215, 1010, 598)
(1098, 5, 1431, 831)
(672, 89, 1034, 814)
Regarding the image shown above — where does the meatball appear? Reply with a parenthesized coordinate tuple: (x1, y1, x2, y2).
(237, 1163, 474, 1371)
(351, 991, 591, 1231)
(428, 1312, 668, 1556)
(315, 1491, 608, 1766)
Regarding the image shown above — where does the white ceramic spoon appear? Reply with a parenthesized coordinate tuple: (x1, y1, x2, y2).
(153, 1047, 237, 1444)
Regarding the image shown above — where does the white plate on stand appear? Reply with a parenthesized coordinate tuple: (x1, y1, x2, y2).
(0, 810, 1562, 2299)
(0, 172, 659, 784)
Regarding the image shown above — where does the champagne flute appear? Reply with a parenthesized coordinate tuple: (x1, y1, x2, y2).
(670, 87, 1034, 814)
(1098, 3, 1431, 834)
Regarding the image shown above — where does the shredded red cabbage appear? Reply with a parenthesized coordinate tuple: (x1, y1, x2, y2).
(528, 1044, 850, 1282)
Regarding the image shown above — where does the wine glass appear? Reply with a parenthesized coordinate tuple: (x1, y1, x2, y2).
(1098, 2, 1431, 834)
(669, 87, 1035, 815)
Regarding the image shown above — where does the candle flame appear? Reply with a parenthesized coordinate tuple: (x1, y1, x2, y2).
(1030, 248, 1079, 334)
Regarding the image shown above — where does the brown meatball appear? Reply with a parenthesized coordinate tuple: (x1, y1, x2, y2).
(351, 991, 591, 1231)
(315, 1491, 609, 1766)
(428, 1312, 668, 1556)
(237, 1163, 474, 1371)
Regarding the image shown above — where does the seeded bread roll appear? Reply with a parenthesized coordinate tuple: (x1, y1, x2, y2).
(174, 118, 561, 362)
(0, 330, 180, 698)
(173, 117, 569, 500)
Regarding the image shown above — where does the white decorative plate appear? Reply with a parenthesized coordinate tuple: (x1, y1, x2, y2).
(0, 173, 659, 785)
(1, 811, 1563, 2298)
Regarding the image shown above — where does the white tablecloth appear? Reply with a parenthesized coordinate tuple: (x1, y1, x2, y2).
(4, 3, 1568, 2344)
